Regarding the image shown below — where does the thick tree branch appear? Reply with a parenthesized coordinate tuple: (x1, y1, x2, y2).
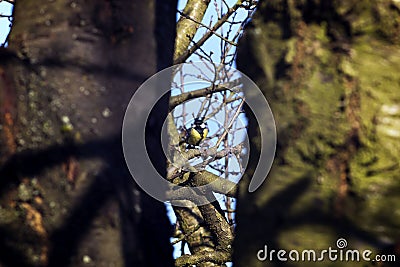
(171, 224, 201, 245)
(192, 171, 237, 197)
(197, 202, 233, 253)
(175, 250, 230, 267)
(174, 0, 212, 61)
(174, 0, 242, 64)
(172, 201, 219, 267)
(167, 171, 237, 199)
(167, 142, 243, 185)
(169, 84, 232, 110)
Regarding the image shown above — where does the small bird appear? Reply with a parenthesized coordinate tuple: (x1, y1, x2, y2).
(186, 118, 209, 148)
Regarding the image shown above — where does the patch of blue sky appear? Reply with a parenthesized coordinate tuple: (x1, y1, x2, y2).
(169, 4, 250, 262)
(177, 0, 249, 66)
(0, 1, 13, 46)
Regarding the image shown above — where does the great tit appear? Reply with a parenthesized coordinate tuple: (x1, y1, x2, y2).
(186, 118, 209, 148)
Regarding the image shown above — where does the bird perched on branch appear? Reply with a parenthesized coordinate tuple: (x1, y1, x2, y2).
(185, 117, 209, 149)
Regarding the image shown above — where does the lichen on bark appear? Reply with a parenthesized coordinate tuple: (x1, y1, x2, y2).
(235, 0, 400, 266)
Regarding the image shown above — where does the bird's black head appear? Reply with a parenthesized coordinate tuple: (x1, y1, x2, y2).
(194, 117, 205, 126)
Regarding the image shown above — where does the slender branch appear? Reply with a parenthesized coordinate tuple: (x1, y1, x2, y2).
(0, 28, 11, 48)
(169, 84, 231, 110)
(223, 92, 234, 225)
(215, 99, 244, 148)
(177, 9, 238, 47)
(221, 0, 230, 10)
(167, 142, 244, 183)
(174, 0, 243, 64)
(205, 95, 243, 121)
(0, 0, 15, 4)
(171, 224, 201, 245)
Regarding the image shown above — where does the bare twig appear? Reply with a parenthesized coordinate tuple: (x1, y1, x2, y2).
(0, 0, 15, 4)
(0, 17, 12, 47)
(177, 9, 238, 47)
(223, 92, 235, 225)
(174, 0, 242, 64)
(169, 83, 232, 110)
(172, 224, 201, 245)
(215, 99, 244, 148)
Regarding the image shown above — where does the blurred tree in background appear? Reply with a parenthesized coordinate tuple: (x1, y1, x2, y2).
(0, 0, 176, 266)
(235, 0, 400, 266)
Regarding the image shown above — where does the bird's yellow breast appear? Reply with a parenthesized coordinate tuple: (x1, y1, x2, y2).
(188, 128, 202, 145)
(203, 128, 209, 139)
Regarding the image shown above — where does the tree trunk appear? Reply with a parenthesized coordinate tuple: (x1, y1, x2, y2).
(0, 0, 176, 266)
(235, 0, 400, 266)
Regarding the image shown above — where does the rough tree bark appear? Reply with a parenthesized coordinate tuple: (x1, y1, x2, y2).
(235, 0, 400, 266)
(0, 0, 176, 266)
